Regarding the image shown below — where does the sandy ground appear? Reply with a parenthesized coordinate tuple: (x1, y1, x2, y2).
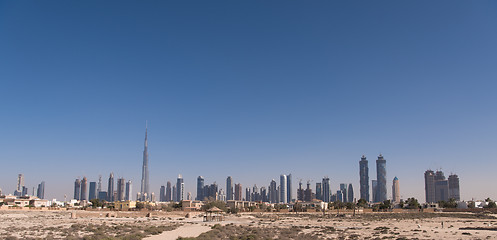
(144, 224, 211, 240)
(1, 210, 497, 239)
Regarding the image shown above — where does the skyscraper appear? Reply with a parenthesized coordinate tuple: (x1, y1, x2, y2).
(372, 180, 377, 202)
(107, 173, 114, 202)
(269, 179, 278, 203)
(97, 175, 102, 193)
(448, 174, 460, 201)
(80, 177, 88, 201)
(74, 178, 81, 200)
(15, 174, 24, 196)
(376, 154, 387, 202)
(160, 185, 166, 202)
(89, 182, 97, 200)
(340, 184, 348, 202)
(245, 188, 251, 201)
(304, 182, 312, 202)
(226, 176, 233, 201)
(172, 185, 177, 202)
(315, 182, 322, 200)
(280, 174, 287, 203)
(197, 176, 204, 201)
(165, 181, 172, 201)
(434, 171, 448, 202)
(392, 177, 400, 203)
(287, 174, 292, 203)
(140, 124, 150, 201)
(234, 183, 242, 201)
(176, 174, 184, 201)
(424, 170, 435, 203)
(260, 187, 267, 202)
(348, 184, 354, 203)
(125, 180, 132, 201)
(322, 177, 330, 202)
(252, 184, 259, 202)
(37, 181, 45, 199)
(359, 155, 369, 202)
(117, 178, 125, 201)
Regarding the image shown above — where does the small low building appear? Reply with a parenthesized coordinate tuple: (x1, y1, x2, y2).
(227, 200, 258, 212)
(114, 201, 136, 210)
(30, 199, 49, 208)
(182, 200, 203, 211)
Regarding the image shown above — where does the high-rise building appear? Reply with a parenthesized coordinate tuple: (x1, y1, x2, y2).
(339, 184, 348, 202)
(359, 155, 369, 202)
(203, 183, 218, 200)
(435, 180, 449, 202)
(80, 177, 88, 201)
(287, 174, 292, 203)
(14, 174, 25, 196)
(151, 192, 156, 202)
(89, 182, 97, 200)
(74, 178, 81, 200)
(269, 179, 278, 203)
(424, 170, 436, 203)
(165, 181, 172, 201)
(160, 185, 166, 202)
(337, 190, 344, 202)
(234, 183, 242, 201)
(176, 174, 184, 201)
(107, 173, 114, 202)
(280, 174, 287, 203)
(372, 180, 378, 202)
(140, 124, 150, 201)
(304, 182, 312, 202)
(348, 184, 354, 203)
(36, 181, 45, 199)
(97, 175, 102, 193)
(197, 176, 204, 201)
(434, 171, 448, 202)
(297, 181, 304, 201)
(172, 185, 177, 202)
(315, 182, 322, 200)
(98, 191, 107, 200)
(125, 180, 132, 201)
(435, 170, 445, 181)
(226, 176, 233, 201)
(252, 185, 259, 202)
(17, 174, 24, 192)
(260, 187, 267, 202)
(448, 174, 460, 201)
(245, 188, 251, 201)
(117, 178, 125, 201)
(392, 177, 400, 203)
(218, 188, 226, 202)
(376, 154, 387, 202)
(425, 170, 451, 203)
(322, 177, 330, 202)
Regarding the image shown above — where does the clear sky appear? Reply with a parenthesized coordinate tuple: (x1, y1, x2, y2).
(1, 1, 496, 202)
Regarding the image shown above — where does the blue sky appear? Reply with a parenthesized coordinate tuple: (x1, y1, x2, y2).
(1, 1, 496, 202)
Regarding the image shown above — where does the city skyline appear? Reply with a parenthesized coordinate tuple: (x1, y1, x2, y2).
(1, 1, 497, 202)
(1, 151, 468, 204)
(0, 153, 469, 203)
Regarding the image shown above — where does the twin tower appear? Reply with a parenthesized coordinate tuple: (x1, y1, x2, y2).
(359, 154, 387, 202)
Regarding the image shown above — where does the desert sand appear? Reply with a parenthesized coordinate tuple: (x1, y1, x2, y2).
(1, 209, 496, 239)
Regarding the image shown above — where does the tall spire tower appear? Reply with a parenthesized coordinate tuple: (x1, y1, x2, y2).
(140, 122, 149, 201)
